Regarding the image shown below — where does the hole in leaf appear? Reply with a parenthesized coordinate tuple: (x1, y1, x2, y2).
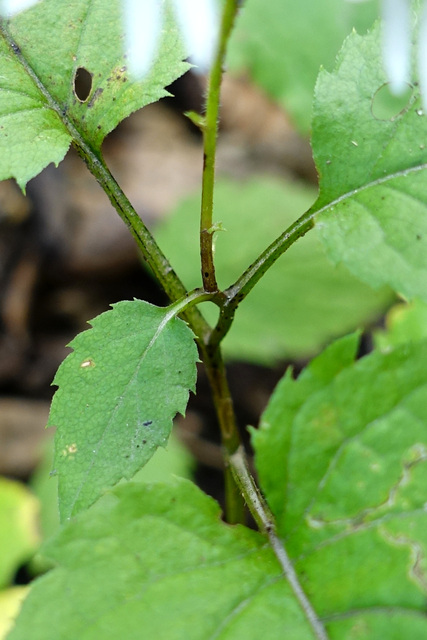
(73, 67, 93, 102)
(371, 83, 414, 121)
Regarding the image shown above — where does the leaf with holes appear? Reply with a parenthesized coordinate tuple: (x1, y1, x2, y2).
(310, 21, 427, 302)
(49, 300, 198, 522)
(0, 0, 188, 189)
(253, 335, 427, 637)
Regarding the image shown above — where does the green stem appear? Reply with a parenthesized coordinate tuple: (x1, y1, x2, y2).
(75, 147, 213, 342)
(200, 343, 241, 454)
(166, 288, 215, 316)
(194, 0, 246, 523)
(224, 466, 246, 525)
(200, 0, 240, 292)
(198, 340, 244, 524)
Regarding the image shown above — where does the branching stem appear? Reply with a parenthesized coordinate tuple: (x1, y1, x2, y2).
(3, 22, 327, 633)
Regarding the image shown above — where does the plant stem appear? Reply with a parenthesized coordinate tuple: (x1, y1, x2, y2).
(194, 0, 247, 523)
(224, 466, 246, 525)
(76, 147, 215, 343)
(200, 344, 241, 453)
(200, 0, 240, 292)
(197, 338, 244, 523)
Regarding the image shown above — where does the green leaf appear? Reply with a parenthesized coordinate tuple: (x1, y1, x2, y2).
(374, 299, 427, 350)
(49, 300, 198, 522)
(10, 335, 427, 637)
(131, 431, 194, 484)
(254, 336, 427, 635)
(0, 0, 188, 189)
(311, 22, 427, 302)
(29, 430, 193, 575)
(7, 480, 319, 640)
(29, 437, 59, 545)
(156, 178, 392, 363)
(0, 478, 39, 588)
(252, 332, 360, 518)
(228, 0, 378, 132)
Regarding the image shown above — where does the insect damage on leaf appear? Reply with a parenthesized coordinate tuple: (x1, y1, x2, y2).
(73, 66, 93, 102)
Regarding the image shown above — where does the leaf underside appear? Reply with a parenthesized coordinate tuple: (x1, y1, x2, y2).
(50, 300, 198, 521)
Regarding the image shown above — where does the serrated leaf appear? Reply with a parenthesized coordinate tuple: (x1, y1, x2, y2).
(10, 332, 427, 639)
(131, 431, 194, 484)
(0, 478, 39, 589)
(49, 300, 198, 522)
(7, 480, 319, 640)
(311, 21, 427, 302)
(29, 431, 193, 576)
(0, 0, 188, 188)
(228, 0, 379, 132)
(252, 332, 360, 518)
(156, 178, 392, 363)
(254, 337, 427, 635)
